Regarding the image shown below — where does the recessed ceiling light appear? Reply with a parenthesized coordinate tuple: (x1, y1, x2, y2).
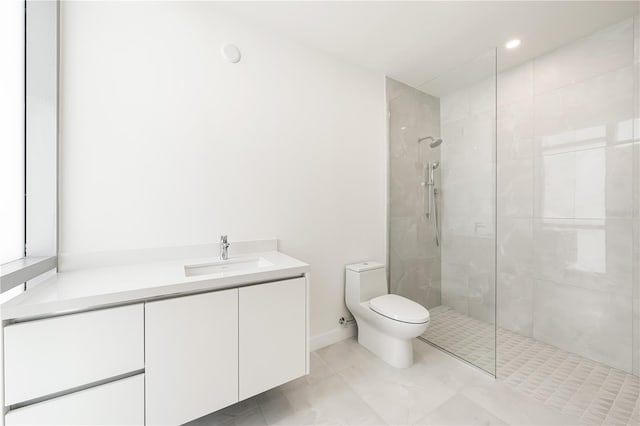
(505, 39, 521, 49)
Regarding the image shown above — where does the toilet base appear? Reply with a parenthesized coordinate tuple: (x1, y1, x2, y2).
(357, 320, 414, 368)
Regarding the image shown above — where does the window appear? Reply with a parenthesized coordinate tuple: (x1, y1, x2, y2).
(1, 0, 58, 293)
(0, 1, 25, 265)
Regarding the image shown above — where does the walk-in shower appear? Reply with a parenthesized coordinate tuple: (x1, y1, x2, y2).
(388, 13, 639, 426)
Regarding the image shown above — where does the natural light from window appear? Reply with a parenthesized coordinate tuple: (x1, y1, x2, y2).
(0, 1, 25, 265)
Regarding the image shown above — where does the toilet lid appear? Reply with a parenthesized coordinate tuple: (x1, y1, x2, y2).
(369, 294, 430, 324)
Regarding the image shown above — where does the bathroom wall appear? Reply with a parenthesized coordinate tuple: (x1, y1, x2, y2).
(439, 59, 497, 326)
(59, 2, 386, 342)
(387, 78, 441, 310)
(495, 17, 636, 373)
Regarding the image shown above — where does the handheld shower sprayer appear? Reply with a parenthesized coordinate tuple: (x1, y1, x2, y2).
(417, 137, 443, 247)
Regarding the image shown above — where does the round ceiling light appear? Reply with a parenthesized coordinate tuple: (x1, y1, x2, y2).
(505, 39, 521, 49)
(221, 44, 241, 63)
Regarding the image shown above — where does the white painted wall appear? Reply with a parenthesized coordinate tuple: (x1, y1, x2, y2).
(59, 1, 386, 339)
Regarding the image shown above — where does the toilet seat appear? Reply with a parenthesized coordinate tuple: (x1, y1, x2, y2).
(369, 294, 430, 324)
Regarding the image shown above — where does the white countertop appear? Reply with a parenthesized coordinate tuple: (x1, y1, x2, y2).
(1, 250, 309, 321)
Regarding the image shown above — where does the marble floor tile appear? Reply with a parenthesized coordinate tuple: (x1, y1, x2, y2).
(258, 374, 385, 425)
(328, 343, 459, 424)
(188, 326, 640, 426)
(187, 396, 267, 426)
(414, 394, 508, 425)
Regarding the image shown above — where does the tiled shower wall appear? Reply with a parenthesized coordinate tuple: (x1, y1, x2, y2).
(493, 17, 637, 374)
(438, 17, 638, 374)
(387, 78, 442, 310)
(390, 16, 638, 376)
(439, 67, 497, 326)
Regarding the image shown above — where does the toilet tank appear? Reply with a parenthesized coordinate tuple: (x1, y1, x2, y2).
(345, 262, 387, 305)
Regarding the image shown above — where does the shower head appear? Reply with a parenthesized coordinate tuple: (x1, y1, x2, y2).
(418, 136, 443, 148)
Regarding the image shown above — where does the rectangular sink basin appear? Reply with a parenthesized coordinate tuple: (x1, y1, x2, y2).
(184, 256, 274, 277)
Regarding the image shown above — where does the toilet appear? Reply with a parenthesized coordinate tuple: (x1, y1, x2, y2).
(345, 261, 429, 368)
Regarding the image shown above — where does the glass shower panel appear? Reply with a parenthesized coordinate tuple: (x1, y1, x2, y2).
(494, 16, 638, 378)
(388, 49, 497, 375)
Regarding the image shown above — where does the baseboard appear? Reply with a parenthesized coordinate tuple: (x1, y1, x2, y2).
(309, 324, 356, 352)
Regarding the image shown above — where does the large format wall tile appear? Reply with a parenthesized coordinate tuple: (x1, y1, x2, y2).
(497, 101, 534, 162)
(532, 218, 633, 296)
(578, 144, 633, 219)
(441, 233, 495, 320)
(440, 90, 469, 124)
(389, 156, 423, 218)
(440, 66, 496, 329)
(497, 272, 533, 336)
(468, 269, 496, 324)
(442, 234, 494, 271)
(533, 145, 633, 219)
(534, 151, 576, 218)
(468, 77, 496, 115)
(387, 77, 442, 310)
(498, 62, 533, 107)
(393, 257, 442, 310)
(441, 261, 469, 315)
(498, 158, 533, 218)
(532, 278, 633, 372)
(533, 18, 634, 95)
(497, 217, 533, 277)
(533, 66, 635, 157)
(497, 218, 534, 336)
(635, 15, 639, 64)
(563, 66, 634, 134)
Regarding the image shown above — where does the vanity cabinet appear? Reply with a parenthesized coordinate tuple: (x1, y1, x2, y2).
(239, 277, 306, 399)
(145, 288, 239, 426)
(3, 273, 308, 426)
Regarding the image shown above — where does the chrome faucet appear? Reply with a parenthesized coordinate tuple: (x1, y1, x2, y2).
(220, 235, 230, 260)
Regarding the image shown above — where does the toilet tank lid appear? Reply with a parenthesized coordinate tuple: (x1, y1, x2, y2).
(345, 261, 385, 272)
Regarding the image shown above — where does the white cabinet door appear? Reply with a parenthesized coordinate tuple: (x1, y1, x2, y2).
(5, 374, 144, 426)
(145, 289, 239, 426)
(239, 277, 306, 400)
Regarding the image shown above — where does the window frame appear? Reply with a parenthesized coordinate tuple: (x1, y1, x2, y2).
(0, 0, 58, 293)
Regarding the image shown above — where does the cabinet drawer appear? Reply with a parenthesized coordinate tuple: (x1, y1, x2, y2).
(5, 374, 144, 426)
(4, 304, 144, 405)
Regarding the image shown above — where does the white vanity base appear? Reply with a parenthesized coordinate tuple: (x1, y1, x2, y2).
(1, 243, 310, 426)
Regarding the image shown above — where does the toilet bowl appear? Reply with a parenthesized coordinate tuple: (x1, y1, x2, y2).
(345, 261, 429, 368)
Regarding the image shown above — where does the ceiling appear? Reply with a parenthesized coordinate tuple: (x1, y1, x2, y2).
(215, 1, 638, 95)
